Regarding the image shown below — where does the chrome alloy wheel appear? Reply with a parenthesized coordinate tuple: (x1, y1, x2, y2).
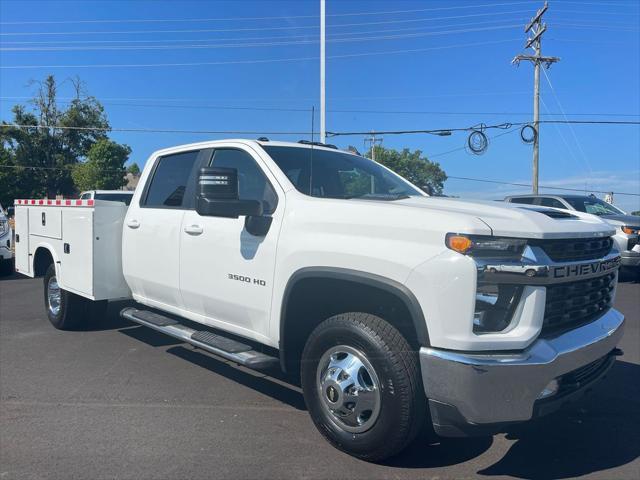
(47, 276, 61, 316)
(316, 345, 381, 433)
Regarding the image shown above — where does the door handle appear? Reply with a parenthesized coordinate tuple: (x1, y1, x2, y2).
(184, 224, 203, 235)
(126, 219, 140, 229)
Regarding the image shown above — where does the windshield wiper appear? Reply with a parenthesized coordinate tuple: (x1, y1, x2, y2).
(344, 193, 411, 201)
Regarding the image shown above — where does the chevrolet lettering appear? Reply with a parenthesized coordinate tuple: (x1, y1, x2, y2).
(553, 257, 621, 280)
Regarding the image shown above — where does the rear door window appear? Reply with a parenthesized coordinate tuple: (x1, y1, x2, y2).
(509, 197, 536, 205)
(144, 150, 200, 208)
(539, 197, 566, 209)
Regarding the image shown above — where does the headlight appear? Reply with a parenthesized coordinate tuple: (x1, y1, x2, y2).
(621, 226, 640, 235)
(446, 233, 527, 259)
(0, 220, 8, 236)
(474, 283, 523, 334)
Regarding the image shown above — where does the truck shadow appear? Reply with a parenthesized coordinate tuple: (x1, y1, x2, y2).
(476, 360, 640, 479)
(166, 345, 307, 411)
(383, 360, 640, 475)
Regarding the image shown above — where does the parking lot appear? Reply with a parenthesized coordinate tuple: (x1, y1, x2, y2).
(0, 272, 638, 480)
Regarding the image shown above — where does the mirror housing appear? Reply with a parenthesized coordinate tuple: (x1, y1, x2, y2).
(196, 167, 262, 218)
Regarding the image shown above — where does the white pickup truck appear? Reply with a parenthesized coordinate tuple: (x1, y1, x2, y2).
(14, 139, 625, 461)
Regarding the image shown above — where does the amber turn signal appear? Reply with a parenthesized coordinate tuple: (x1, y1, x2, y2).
(622, 226, 639, 235)
(447, 235, 473, 253)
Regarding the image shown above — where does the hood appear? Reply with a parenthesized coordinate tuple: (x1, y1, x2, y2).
(385, 196, 615, 239)
(599, 214, 640, 227)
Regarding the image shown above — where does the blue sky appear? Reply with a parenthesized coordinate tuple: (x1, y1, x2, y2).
(1, 0, 639, 211)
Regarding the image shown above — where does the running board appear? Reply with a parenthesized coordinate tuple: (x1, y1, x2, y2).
(120, 307, 279, 370)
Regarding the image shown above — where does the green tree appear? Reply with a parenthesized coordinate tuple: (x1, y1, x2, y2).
(367, 146, 447, 195)
(126, 162, 141, 175)
(0, 75, 122, 206)
(631, 211, 640, 216)
(72, 139, 131, 191)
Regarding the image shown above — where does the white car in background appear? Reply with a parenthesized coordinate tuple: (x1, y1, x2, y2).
(505, 194, 640, 273)
(0, 203, 13, 276)
(79, 190, 134, 206)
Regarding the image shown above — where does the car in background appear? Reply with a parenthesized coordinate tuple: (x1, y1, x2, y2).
(0, 203, 14, 276)
(504, 194, 640, 272)
(79, 190, 134, 206)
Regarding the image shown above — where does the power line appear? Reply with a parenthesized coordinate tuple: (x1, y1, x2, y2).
(0, 23, 526, 52)
(542, 68, 595, 181)
(0, 38, 521, 69)
(5, 120, 637, 137)
(0, 10, 533, 36)
(0, 90, 532, 104)
(446, 176, 640, 196)
(539, 95, 592, 181)
(0, 124, 312, 135)
(0, 18, 530, 45)
(553, 1, 640, 7)
(2, 96, 636, 117)
(0, 2, 542, 25)
(430, 128, 521, 158)
(326, 120, 640, 137)
(552, 9, 640, 16)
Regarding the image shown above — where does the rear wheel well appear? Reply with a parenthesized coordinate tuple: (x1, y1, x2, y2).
(33, 247, 54, 277)
(280, 274, 424, 375)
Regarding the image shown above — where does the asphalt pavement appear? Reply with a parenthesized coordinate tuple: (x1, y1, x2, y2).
(1, 272, 639, 480)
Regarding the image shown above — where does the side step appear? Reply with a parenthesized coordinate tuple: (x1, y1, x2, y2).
(121, 307, 279, 370)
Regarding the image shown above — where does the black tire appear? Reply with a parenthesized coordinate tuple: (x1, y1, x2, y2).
(0, 259, 13, 276)
(301, 312, 425, 462)
(43, 263, 106, 330)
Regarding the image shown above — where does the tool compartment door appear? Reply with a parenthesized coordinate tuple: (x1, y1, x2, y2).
(28, 207, 62, 239)
(14, 206, 30, 274)
(60, 208, 94, 297)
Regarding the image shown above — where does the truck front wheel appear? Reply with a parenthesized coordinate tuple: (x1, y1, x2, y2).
(43, 264, 106, 330)
(301, 312, 425, 461)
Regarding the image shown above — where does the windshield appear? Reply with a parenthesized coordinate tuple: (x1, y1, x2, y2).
(94, 193, 133, 206)
(564, 197, 625, 216)
(262, 146, 423, 200)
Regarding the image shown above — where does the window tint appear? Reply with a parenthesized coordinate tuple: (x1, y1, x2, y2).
(94, 193, 133, 206)
(564, 197, 625, 216)
(210, 149, 277, 214)
(539, 197, 566, 209)
(80, 193, 91, 200)
(144, 150, 199, 208)
(509, 197, 536, 205)
(262, 146, 421, 200)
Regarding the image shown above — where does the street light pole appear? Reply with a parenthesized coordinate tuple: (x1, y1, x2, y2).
(320, 0, 326, 143)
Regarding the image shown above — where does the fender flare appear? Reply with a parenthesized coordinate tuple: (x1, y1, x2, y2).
(279, 266, 429, 371)
(31, 242, 60, 278)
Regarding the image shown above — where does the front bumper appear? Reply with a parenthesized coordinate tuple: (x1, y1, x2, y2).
(621, 250, 640, 268)
(0, 245, 12, 261)
(420, 308, 624, 437)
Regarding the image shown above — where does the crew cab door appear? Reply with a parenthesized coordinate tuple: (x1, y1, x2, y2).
(179, 145, 283, 340)
(122, 149, 203, 308)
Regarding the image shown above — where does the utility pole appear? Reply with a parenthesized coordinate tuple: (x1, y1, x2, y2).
(512, 1, 559, 194)
(320, 0, 326, 143)
(364, 132, 383, 162)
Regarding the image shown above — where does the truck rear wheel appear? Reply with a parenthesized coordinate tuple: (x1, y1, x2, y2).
(301, 312, 425, 462)
(43, 264, 106, 330)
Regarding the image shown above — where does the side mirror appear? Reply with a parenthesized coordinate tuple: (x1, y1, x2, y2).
(196, 167, 262, 218)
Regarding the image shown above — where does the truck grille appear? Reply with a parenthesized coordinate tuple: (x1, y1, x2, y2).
(532, 237, 613, 262)
(543, 272, 616, 334)
(558, 352, 616, 394)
